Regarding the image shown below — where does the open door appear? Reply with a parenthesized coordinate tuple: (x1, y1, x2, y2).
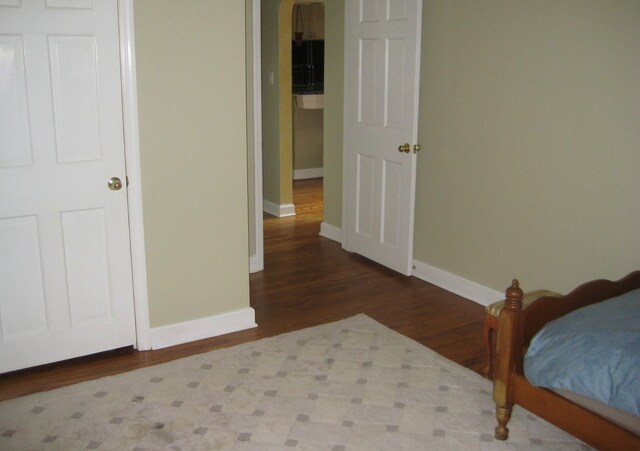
(342, 0, 422, 275)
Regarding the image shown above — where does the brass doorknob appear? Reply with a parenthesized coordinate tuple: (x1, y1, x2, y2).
(413, 144, 422, 153)
(108, 177, 123, 191)
(398, 143, 411, 153)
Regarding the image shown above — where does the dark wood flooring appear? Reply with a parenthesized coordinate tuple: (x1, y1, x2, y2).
(0, 178, 486, 402)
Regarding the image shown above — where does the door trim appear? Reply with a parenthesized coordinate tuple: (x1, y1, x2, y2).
(250, 0, 264, 273)
(119, 0, 150, 350)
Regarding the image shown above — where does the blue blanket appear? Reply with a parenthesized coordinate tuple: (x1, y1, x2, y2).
(524, 288, 640, 416)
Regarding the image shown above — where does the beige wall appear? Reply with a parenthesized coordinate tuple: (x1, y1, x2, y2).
(322, 0, 640, 294)
(261, 0, 282, 205)
(415, 0, 640, 293)
(294, 107, 323, 170)
(277, 1, 295, 205)
(322, 0, 344, 228)
(134, 0, 250, 327)
(261, 0, 295, 208)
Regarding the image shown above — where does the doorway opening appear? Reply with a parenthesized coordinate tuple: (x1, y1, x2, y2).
(250, 0, 337, 273)
(261, 1, 325, 229)
(292, 2, 325, 192)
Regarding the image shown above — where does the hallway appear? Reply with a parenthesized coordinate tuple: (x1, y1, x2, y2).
(251, 178, 486, 371)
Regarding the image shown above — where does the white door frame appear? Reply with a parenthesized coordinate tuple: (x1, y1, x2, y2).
(250, 0, 264, 273)
(118, 0, 151, 350)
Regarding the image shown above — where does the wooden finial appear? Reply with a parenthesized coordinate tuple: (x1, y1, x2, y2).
(504, 279, 524, 310)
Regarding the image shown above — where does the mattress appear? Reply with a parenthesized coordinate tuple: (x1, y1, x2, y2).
(524, 288, 640, 416)
(552, 388, 640, 436)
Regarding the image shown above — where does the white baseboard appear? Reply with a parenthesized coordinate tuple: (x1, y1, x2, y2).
(249, 254, 262, 273)
(263, 200, 296, 217)
(412, 260, 503, 307)
(319, 222, 342, 243)
(150, 307, 257, 350)
(293, 167, 323, 180)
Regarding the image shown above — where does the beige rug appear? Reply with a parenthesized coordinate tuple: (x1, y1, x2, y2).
(0, 314, 590, 450)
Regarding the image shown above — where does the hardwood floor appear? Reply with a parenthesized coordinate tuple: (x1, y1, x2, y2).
(0, 178, 486, 402)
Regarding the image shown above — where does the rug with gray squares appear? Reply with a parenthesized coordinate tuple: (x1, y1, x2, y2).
(0, 314, 591, 450)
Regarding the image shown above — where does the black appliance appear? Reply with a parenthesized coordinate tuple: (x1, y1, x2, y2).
(292, 40, 324, 94)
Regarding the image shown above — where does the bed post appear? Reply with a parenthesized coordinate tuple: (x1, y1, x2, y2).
(493, 279, 524, 440)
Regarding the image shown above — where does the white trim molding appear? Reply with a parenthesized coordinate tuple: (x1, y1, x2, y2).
(250, 0, 264, 274)
(263, 200, 296, 217)
(319, 222, 342, 243)
(249, 255, 261, 273)
(293, 167, 323, 180)
(149, 307, 257, 350)
(119, 0, 151, 351)
(412, 260, 503, 307)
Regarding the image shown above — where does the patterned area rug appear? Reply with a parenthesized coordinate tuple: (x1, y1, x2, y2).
(0, 314, 590, 450)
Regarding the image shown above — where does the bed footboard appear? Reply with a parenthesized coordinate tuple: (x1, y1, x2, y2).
(492, 279, 524, 440)
(491, 272, 640, 449)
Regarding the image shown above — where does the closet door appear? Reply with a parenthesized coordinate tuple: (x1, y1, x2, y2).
(0, 0, 136, 373)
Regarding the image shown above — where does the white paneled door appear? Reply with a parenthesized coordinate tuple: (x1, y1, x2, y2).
(343, 0, 422, 275)
(0, 0, 136, 373)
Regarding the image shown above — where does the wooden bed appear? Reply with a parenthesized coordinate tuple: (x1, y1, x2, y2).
(492, 271, 640, 450)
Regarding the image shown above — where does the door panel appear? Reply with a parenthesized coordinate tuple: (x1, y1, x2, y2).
(0, 216, 48, 340)
(381, 159, 402, 247)
(0, 0, 135, 373)
(356, 154, 375, 238)
(344, 0, 422, 275)
(0, 35, 32, 167)
(49, 35, 101, 162)
(385, 38, 406, 128)
(47, 0, 94, 8)
(358, 39, 378, 124)
(62, 209, 112, 326)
